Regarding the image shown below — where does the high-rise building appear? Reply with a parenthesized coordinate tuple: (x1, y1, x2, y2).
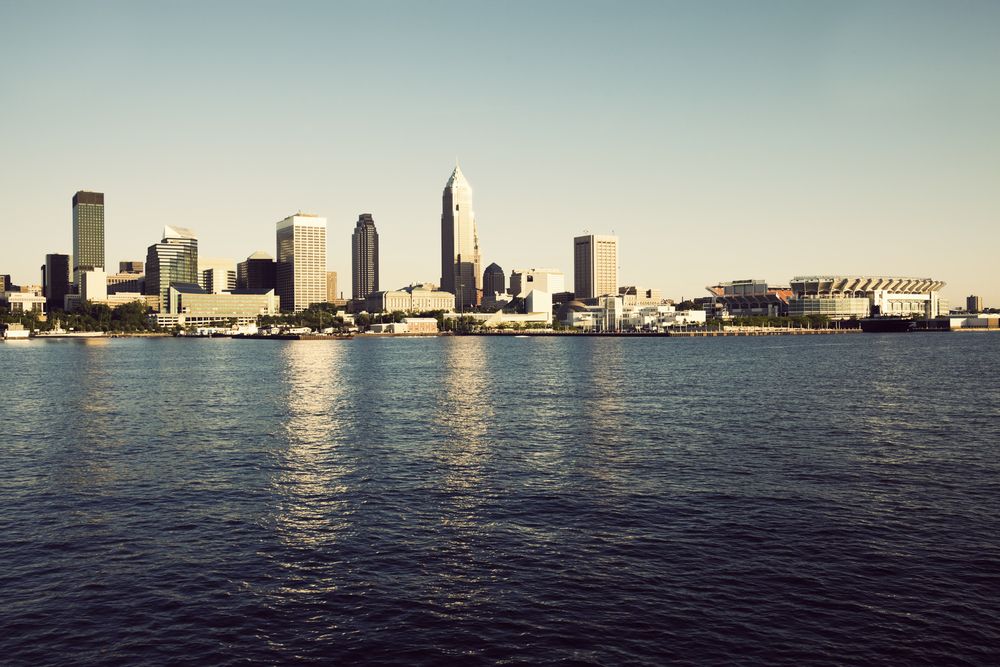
(72, 191, 105, 285)
(483, 262, 505, 296)
(119, 261, 144, 274)
(42, 254, 71, 311)
(0, 274, 11, 291)
(327, 271, 338, 302)
(198, 258, 237, 294)
(145, 226, 199, 312)
(967, 295, 983, 313)
(351, 213, 379, 300)
(237, 251, 277, 290)
(573, 234, 618, 299)
(440, 163, 482, 311)
(276, 213, 327, 312)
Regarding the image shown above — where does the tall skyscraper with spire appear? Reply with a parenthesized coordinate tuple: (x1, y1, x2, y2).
(351, 213, 379, 300)
(440, 162, 482, 311)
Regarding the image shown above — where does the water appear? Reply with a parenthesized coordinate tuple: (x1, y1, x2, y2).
(2, 334, 999, 665)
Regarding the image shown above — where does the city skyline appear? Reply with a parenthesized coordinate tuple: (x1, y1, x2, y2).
(1, 2, 998, 304)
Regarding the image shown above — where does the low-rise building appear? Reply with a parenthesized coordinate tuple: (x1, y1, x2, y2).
(560, 297, 706, 331)
(107, 271, 144, 294)
(152, 284, 277, 327)
(1, 291, 46, 314)
(366, 284, 455, 313)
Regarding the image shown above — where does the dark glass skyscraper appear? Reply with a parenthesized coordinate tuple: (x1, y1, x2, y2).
(42, 254, 71, 311)
(351, 213, 379, 300)
(145, 226, 198, 312)
(483, 262, 505, 296)
(237, 251, 277, 290)
(72, 191, 105, 285)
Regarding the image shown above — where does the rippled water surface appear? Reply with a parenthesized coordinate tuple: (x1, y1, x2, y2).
(2, 334, 1000, 665)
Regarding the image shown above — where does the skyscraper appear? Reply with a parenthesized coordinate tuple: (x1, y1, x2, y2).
(967, 295, 983, 313)
(42, 254, 71, 311)
(72, 191, 105, 285)
(351, 213, 379, 300)
(573, 234, 618, 299)
(483, 262, 505, 296)
(145, 226, 199, 312)
(237, 251, 276, 290)
(440, 163, 482, 311)
(276, 213, 327, 313)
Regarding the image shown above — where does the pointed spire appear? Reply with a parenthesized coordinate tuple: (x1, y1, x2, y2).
(447, 159, 469, 188)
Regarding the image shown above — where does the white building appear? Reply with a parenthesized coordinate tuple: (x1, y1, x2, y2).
(1, 292, 46, 314)
(79, 268, 107, 302)
(198, 258, 237, 294)
(276, 213, 327, 313)
(366, 284, 456, 313)
(574, 234, 618, 299)
(561, 298, 705, 332)
(509, 268, 565, 298)
(788, 276, 945, 319)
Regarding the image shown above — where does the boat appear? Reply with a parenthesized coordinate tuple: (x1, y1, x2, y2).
(2, 323, 31, 340)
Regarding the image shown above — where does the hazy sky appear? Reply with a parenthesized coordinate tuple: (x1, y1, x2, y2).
(1, 1, 998, 305)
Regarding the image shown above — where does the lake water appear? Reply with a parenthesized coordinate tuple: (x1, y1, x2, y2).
(2, 334, 999, 665)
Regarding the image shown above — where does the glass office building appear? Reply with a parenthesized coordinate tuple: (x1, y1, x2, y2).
(145, 226, 199, 312)
(72, 191, 105, 285)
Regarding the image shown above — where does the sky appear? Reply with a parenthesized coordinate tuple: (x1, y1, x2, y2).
(1, 0, 998, 305)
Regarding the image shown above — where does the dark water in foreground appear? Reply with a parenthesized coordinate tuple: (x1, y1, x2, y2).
(2, 334, 999, 665)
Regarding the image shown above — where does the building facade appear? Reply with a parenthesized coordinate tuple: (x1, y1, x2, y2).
(107, 272, 144, 294)
(276, 213, 327, 313)
(509, 268, 565, 299)
(145, 226, 199, 312)
(119, 261, 144, 274)
(237, 251, 276, 290)
(327, 271, 338, 302)
(167, 283, 276, 318)
(351, 213, 379, 300)
(967, 295, 983, 313)
(366, 284, 456, 313)
(573, 234, 618, 299)
(72, 191, 105, 285)
(440, 164, 482, 311)
(198, 258, 237, 294)
(703, 279, 792, 317)
(483, 263, 505, 296)
(42, 253, 71, 312)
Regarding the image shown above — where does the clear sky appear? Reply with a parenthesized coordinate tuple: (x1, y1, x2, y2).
(1, 1, 998, 305)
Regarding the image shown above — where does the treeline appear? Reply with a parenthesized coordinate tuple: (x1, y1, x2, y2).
(0, 300, 159, 332)
(259, 303, 348, 331)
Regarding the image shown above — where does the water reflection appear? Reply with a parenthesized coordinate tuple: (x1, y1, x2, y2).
(273, 341, 353, 563)
(572, 338, 631, 488)
(53, 339, 119, 491)
(433, 337, 493, 494)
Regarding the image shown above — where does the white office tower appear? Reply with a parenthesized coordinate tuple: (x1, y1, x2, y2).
(440, 163, 482, 311)
(198, 258, 237, 294)
(276, 213, 327, 313)
(574, 234, 618, 299)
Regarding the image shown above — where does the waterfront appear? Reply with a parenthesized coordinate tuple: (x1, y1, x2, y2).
(2, 335, 999, 665)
